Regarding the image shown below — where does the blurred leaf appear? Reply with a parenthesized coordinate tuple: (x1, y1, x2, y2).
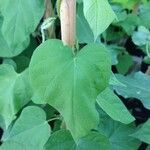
(112, 5, 127, 22)
(139, 2, 150, 29)
(107, 45, 124, 65)
(107, 46, 119, 65)
(13, 56, 30, 73)
(0, 64, 32, 129)
(98, 110, 141, 150)
(116, 53, 133, 75)
(109, 72, 126, 87)
(0, 16, 13, 57)
(76, 132, 111, 150)
(113, 72, 150, 109)
(111, 0, 140, 9)
(132, 26, 150, 46)
(3, 59, 17, 70)
(119, 14, 140, 35)
(44, 130, 76, 150)
(77, 0, 82, 3)
(13, 36, 38, 73)
(104, 25, 125, 41)
(144, 56, 150, 64)
(43, 105, 57, 120)
(131, 119, 150, 144)
(1, 106, 50, 150)
(0, 0, 44, 57)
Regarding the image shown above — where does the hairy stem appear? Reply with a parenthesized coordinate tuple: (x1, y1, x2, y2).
(60, 0, 76, 48)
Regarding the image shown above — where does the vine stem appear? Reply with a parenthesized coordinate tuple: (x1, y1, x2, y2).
(60, 0, 76, 48)
(44, 0, 55, 38)
(46, 117, 61, 123)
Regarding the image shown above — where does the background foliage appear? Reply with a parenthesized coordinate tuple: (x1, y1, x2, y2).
(0, 0, 150, 149)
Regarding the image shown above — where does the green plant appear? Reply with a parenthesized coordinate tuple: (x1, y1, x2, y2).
(0, 0, 150, 149)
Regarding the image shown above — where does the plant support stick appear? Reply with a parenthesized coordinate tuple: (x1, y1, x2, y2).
(60, 0, 76, 48)
(60, 0, 76, 129)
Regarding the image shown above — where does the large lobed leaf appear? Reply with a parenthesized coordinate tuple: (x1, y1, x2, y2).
(0, 0, 44, 57)
(29, 39, 111, 140)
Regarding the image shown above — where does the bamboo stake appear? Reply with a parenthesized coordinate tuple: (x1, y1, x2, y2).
(60, 0, 76, 48)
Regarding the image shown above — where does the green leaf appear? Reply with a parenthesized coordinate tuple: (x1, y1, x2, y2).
(132, 26, 150, 46)
(0, 16, 13, 57)
(82, 0, 116, 39)
(107, 45, 124, 65)
(116, 53, 133, 75)
(76, 3, 94, 43)
(119, 14, 140, 35)
(1, 106, 50, 150)
(77, 0, 83, 3)
(98, 110, 141, 150)
(97, 87, 135, 124)
(3, 58, 17, 70)
(112, 5, 127, 22)
(13, 69, 32, 109)
(113, 72, 150, 109)
(44, 130, 76, 150)
(109, 71, 126, 87)
(0, 0, 44, 57)
(131, 119, 150, 144)
(107, 46, 119, 65)
(0, 64, 32, 129)
(76, 132, 111, 150)
(112, 0, 140, 9)
(29, 39, 111, 140)
(104, 25, 125, 42)
(13, 55, 30, 73)
(139, 2, 150, 29)
(13, 36, 38, 73)
(144, 56, 150, 64)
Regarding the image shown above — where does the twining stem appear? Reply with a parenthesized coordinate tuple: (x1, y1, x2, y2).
(46, 117, 61, 123)
(44, 0, 55, 38)
(132, 0, 140, 13)
(60, 0, 76, 48)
